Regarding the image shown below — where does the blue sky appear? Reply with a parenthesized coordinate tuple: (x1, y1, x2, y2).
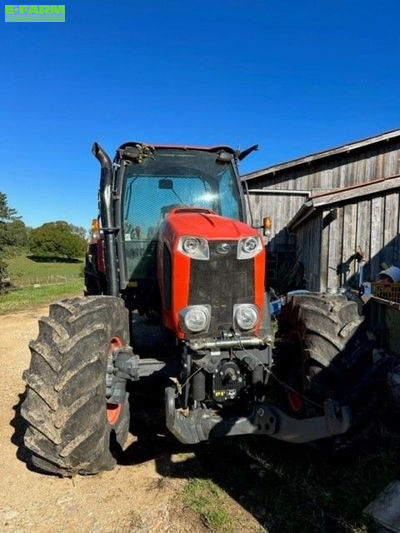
(0, 0, 399, 229)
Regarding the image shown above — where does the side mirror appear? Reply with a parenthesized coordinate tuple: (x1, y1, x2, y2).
(238, 144, 259, 161)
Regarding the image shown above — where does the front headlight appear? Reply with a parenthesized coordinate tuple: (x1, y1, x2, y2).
(234, 304, 259, 331)
(237, 236, 263, 259)
(178, 236, 209, 260)
(179, 305, 211, 333)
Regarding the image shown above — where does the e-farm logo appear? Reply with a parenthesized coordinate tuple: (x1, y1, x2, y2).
(5, 5, 65, 22)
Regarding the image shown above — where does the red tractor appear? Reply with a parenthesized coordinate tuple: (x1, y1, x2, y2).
(22, 141, 372, 477)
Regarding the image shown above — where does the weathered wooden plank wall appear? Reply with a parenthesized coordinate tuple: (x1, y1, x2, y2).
(296, 188, 400, 291)
(244, 141, 400, 252)
(342, 203, 358, 284)
(246, 192, 307, 252)
(295, 215, 322, 291)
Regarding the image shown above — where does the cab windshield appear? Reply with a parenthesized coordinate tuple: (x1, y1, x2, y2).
(122, 148, 243, 280)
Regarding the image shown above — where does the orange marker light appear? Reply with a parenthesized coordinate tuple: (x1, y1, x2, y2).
(263, 216, 272, 236)
(90, 218, 101, 243)
(91, 218, 100, 232)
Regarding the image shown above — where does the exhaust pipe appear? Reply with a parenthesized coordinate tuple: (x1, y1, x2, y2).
(92, 142, 119, 297)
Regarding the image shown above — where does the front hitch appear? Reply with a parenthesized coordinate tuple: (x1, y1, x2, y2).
(165, 387, 352, 445)
(106, 347, 169, 404)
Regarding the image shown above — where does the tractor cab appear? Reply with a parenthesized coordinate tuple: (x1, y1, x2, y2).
(117, 144, 245, 284)
(92, 143, 253, 316)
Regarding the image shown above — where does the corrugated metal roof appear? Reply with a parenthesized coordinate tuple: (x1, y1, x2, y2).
(242, 128, 400, 182)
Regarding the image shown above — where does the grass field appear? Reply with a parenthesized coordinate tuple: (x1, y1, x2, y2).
(0, 254, 84, 314)
(6, 254, 83, 286)
(0, 278, 84, 314)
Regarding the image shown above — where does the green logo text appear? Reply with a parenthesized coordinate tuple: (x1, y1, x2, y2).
(5, 5, 65, 22)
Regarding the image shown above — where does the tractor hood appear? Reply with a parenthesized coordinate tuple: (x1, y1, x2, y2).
(164, 207, 259, 241)
(157, 206, 265, 339)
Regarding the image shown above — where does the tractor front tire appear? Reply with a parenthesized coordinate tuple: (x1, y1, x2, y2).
(275, 293, 368, 413)
(21, 296, 130, 477)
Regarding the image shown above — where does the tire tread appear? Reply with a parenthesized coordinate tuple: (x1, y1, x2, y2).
(21, 296, 130, 476)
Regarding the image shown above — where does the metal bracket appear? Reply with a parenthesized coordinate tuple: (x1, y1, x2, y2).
(138, 358, 166, 377)
(113, 347, 140, 381)
(165, 387, 352, 445)
(101, 226, 119, 234)
(106, 346, 139, 404)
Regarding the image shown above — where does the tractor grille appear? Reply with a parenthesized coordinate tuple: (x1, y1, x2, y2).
(189, 241, 254, 335)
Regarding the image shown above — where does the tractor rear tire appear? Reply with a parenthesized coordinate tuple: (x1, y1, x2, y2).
(84, 247, 106, 296)
(275, 293, 368, 413)
(21, 296, 131, 477)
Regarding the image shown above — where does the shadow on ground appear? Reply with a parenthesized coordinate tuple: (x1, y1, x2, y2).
(10, 391, 37, 473)
(27, 255, 82, 263)
(11, 381, 400, 532)
(119, 387, 399, 533)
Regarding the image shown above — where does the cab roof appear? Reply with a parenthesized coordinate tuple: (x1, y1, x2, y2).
(118, 142, 236, 154)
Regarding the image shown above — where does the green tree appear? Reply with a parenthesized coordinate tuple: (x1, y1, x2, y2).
(0, 192, 18, 221)
(30, 221, 87, 259)
(7, 219, 29, 248)
(0, 192, 20, 284)
(0, 192, 19, 246)
(68, 223, 87, 239)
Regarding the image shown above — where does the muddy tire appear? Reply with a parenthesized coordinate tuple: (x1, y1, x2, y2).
(21, 296, 131, 477)
(275, 293, 369, 413)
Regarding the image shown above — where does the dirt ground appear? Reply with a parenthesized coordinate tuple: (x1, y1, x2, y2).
(0, 305, 262, 533)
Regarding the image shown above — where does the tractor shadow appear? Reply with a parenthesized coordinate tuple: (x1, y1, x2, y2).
(27, 255, 82, 264)
(10, 390, 39, 473)
(11, 391, 61, 476)
(11, 384, 400, 530)
(121, 391, 400, 533)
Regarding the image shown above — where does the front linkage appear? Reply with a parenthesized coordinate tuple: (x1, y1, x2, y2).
(165, 387, 352, 445)
(106, 335, 352, 446)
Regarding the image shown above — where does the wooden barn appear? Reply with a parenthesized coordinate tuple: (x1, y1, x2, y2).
(242, 129, 400, 288)
(288, 175, 400, 292)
